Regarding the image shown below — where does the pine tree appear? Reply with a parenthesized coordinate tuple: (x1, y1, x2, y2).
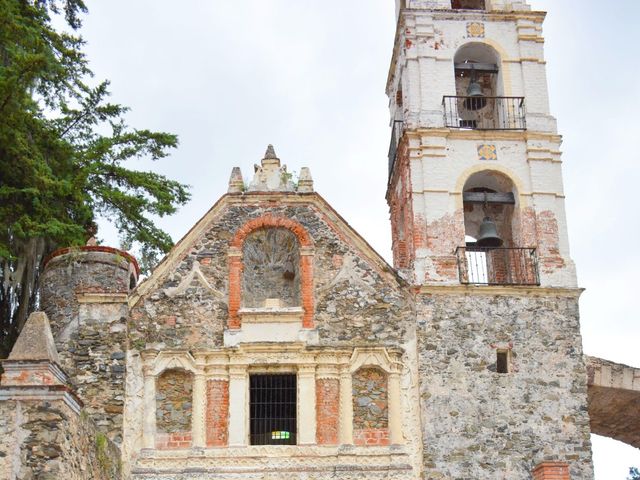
(0, 0, 190, 356)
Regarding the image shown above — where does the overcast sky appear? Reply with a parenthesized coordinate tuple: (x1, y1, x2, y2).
(79, 1, 639, 477)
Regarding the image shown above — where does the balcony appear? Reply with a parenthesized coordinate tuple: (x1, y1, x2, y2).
(456, 246, 539, 286)
(388, 120, 404, 180)
(443, 96, 526, 130)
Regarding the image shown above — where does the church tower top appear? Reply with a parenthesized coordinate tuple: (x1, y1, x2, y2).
(386, 1, 577, 289)
(394, 0, 532, 18)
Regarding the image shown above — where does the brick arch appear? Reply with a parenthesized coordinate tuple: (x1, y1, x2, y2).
(230, 214, 313, 248)
(228, 215, 314, 329)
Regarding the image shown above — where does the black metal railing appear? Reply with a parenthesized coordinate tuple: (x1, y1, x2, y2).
(388, 120, 404, 180)
(456, 246, 539, 286)
(443, 96, 526, 130)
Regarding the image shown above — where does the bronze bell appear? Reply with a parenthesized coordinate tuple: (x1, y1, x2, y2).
(476, 216, 503, 248)
(464, 79, 487, 111)
(466, 79, 483, 97)
(464, 66, 487, 111)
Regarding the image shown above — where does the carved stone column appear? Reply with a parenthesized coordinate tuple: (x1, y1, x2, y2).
(228, 365, 248, 446)
(339, 364, 354, 445)
(192, 373, 207, 448)
(388, 370, 403, 445)
(142, 371, 157, 449)
(297, 364, 317, 445)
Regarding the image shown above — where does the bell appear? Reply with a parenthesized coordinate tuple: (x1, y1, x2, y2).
(464, 79, 487, 111)
(476, 217, 503, 248)
(466, 79, 483, 97)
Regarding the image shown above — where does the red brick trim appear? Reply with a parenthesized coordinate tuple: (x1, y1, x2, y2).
(228, 215, 314, 329)
(155, 432, 192, 449)
(206, 380, 229, 447)
(533, 462, 570, 480)
(316, 378, 339, 445)
(353, 428, 390, 446)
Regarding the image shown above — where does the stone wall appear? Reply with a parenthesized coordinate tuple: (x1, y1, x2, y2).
(416, 292, 593, 479)
(128, 201, 412, 351)
(0, 399, 121, 480)
(40, 248, 134, 442)
(352, 367, 389, 446)
(156, 369, 193, 449)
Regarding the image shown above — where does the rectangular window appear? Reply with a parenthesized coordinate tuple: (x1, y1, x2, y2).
(249, 374, 297, 445)
(496, 350, 510, 374)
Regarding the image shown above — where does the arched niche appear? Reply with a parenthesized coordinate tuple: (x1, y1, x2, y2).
(242, 227, 301, 308)
(155, 368, 194, 448)
(228, 215, 315, 329)
(352, 366, 389, 446)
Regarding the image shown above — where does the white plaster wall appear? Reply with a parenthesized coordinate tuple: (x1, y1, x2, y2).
(392, 9, 555, 131)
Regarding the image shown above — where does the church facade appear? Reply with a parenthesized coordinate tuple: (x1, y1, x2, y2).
(0, 1, 606, 479)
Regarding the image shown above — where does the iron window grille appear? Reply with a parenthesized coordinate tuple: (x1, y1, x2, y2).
(249, 373, 297, 445)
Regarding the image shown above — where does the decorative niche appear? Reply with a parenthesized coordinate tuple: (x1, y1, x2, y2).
(241, 227, 301, 309)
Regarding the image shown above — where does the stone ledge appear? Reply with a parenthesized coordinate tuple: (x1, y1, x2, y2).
(418, 284, 583, 297)
(77, 292, 129, 303)
(0, 385, 83, 414)
(133, 444, 412, 475)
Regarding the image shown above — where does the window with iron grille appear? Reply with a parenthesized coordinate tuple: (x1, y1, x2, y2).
(249, 374, 297, 445)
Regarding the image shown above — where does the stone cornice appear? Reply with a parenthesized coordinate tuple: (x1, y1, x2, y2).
(416, 285, 583, 297)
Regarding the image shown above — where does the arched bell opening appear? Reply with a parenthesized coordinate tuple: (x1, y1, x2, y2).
(458, 171, 539, 285)
(446, 43, 509, 130)
(463, 170, 516, 247)
(454, 43, 502, 100)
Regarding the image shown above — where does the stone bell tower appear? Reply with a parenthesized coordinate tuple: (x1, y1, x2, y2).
(386, 1, 594, 478)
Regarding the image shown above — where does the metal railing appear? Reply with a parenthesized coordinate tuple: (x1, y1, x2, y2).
(443, 96, 526, 130)
(388, 120, 404, 180)
(456, 246, 539, 286)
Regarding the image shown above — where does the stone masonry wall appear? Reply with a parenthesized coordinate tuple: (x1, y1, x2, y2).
(417, 292, 593, 479)
(40, 250, 132, 442)
(156, 369, 193, 449)
(352, 367, 389, 446)
(128, 201, 412, 351)
(0, 399, 121, 480)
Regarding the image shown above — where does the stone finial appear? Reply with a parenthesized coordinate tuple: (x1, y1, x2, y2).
(228, 166, 244, 194)
(264, 144, 279, 160)
(8, 311, 60, 363)
(297, 167, 314, 193)
(86, 236, 97, 246)
(247, 144, 294, 192)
